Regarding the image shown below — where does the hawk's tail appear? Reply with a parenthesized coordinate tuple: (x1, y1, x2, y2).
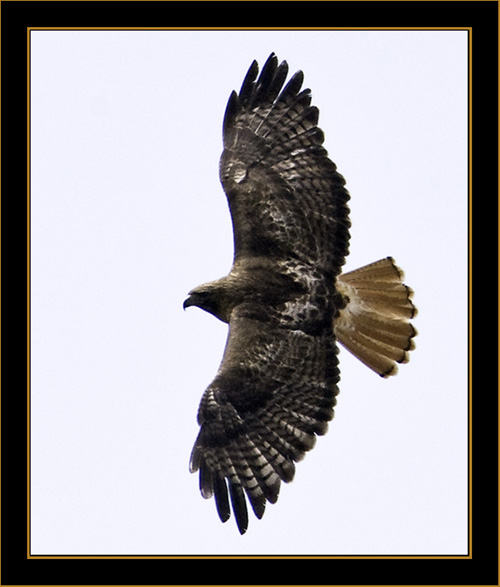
(334, 257, 417, 378)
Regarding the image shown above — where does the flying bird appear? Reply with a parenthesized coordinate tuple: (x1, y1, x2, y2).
(183, 54, 417, 534)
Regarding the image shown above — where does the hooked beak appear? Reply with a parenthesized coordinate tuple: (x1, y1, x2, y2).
(183, 294, 195, 310)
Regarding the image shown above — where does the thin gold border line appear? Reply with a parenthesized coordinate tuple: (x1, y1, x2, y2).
(27, 25, 31, 560)
(26, 26, 471, 31)
(27, 26, 472, 562)
(468, 28, 473, 560)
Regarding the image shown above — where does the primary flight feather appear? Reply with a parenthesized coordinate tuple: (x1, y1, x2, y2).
(184, 53, 417, 534)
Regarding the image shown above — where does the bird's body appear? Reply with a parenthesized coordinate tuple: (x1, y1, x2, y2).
(184, 54, 417, 534)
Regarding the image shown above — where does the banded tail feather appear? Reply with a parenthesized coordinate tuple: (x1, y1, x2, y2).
(335, 257, 417, 377)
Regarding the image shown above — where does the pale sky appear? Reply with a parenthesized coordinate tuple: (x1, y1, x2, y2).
(30, 29, 469, 556)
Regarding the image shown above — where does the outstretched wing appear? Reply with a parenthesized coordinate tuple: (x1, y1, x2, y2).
(190, 305, 340, 534)
(220, 53, 351, 276)
(190, 55, 351, 533)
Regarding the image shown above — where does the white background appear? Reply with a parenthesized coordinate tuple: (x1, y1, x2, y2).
(30, 30, 469, 556)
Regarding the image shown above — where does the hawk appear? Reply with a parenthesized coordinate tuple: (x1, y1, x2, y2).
(183, 54, 417, 534)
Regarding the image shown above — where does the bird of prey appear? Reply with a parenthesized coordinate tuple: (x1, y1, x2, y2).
(183, 53, 417, 534)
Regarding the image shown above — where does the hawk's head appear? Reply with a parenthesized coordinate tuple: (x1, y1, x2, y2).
(183, 279, 232, 323)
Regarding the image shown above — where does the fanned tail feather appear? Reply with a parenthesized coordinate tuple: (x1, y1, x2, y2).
(334, 257, 417, 377)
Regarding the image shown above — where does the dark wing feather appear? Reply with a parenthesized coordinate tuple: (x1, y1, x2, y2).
(190, 306, 340, 534)
(191, 55, 350, 533)
(220, 53, 351, 276)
